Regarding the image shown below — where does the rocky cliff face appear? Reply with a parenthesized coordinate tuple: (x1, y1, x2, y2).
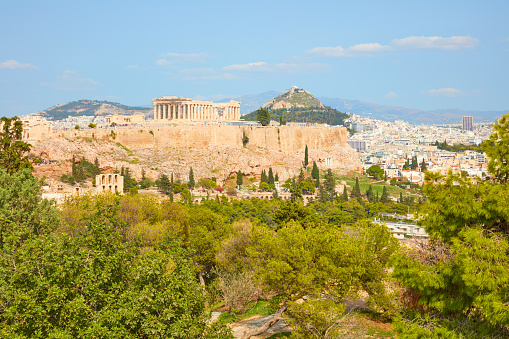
(30, 125, 361, 185)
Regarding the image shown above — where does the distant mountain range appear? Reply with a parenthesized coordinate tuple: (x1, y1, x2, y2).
(34, 91, 507, 124)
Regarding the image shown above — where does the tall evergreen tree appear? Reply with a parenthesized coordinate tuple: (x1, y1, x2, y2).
(366, 185, 374, 202)
(304, 145, 309, 168)
(260, 170, 268, 184)
(171, 173, 174, 184)
(351, 177, 361, 200)
(380, 185, 390, 203)
(268, 167, 274, 185)
(403, 159, 410, 170)
(275, 173, 279, 182)
(188, 167, 195, 189)
(311, 161, 319, 179)
(236, 170, 243, 187)
(324, 169, 336, 199)
(420, 160, 427, 172)
(411, 156, 418, 170)
(298, 169, 305, 183)
(340, 184, 348, 202)
(93, 157, 101, 176)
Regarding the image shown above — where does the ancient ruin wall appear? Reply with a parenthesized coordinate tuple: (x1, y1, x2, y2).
(59, 125, 349, 153)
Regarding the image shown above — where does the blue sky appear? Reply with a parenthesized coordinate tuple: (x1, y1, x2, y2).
(1, 0, 508, 117)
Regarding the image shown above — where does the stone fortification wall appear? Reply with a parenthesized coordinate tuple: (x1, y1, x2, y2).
(57, 125, 348, 154)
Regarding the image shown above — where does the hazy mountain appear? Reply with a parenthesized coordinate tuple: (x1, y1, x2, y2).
(36, 100, 152, 121)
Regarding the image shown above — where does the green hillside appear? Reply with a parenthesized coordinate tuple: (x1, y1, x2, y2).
(38, 100, 152, 121)
(242, 106, 349, 126)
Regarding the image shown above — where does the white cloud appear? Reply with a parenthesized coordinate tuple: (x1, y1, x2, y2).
(425, 88, 463, 97)
(392, 36, 478, 50)
(385, 92, 398, 99)
(40, 70, 98, 91)
(502, 37, 509, 42)
(222, 61, 329, 73)
(349, 43, 394, 53)
(0, 59, 38, 70)
(126, 65, 139, 69)
(156, 52, 208, 66)
(306, 43, 393, 57)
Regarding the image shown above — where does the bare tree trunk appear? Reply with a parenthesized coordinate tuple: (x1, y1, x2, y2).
(240, 300, 288, 339)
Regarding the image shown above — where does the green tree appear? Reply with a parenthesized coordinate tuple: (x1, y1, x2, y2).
(247, 221, 399, 337)
(311, 161, 319, 179)
(420, 159, 427, 172)
(340, 184, 349, 202)
(350, 177, 361, 200)
(236, 170, 243, 187)
(392, 121, 509, 337)
(0, 194, 232, 338)
(304, 145, 309, 168)
(403, 159, 410, 170)
(268, 167, 274, 186)
(0, 117, 32, 174)
(255, 107, 270, 126)
(323, 169, 336, 201)
(156, 174, 172, 194)
(188, 167, 195, 189)
(380, 185, 390, 203)
(366, 185, 374, 202)
(411, 156, 418, 170)
(242, 131, 249, 147)
(482, 114, 509, 182)
(366, 164, 384, 179)
(93, 157, 101, 176)
(260, 170, 268, 184)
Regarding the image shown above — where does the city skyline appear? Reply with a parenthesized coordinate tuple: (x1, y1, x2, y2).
(1, 0, 508, 117)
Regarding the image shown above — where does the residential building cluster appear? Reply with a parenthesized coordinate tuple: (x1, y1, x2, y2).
(345, 114, 494, 184)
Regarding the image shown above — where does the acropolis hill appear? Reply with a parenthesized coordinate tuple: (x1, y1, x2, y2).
(29, 124, 361, 186)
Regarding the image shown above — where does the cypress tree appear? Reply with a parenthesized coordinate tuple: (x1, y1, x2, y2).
(260, 170, 268, 184)
(311, 161, 319, 180)
(298, 169, 305, 183)
(340, 184, 348, 202)
(366, 185, 374, 202)
(421, 160, 427, 172)
(324, 169, 336, 199)
(275, 173, 279, 182)
(380, 186, 390, 203)
(351, 177, 361, 199)
(188, 167, 195, 189)
(304, 145, 309, 168)
(268, 167, 274, 185)
(236, 170, 243, 186)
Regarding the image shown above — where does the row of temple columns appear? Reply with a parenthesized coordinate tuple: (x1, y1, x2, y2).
(154, 103, 240, 121)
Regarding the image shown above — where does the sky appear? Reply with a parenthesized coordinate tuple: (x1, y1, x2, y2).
(1, 0, 508, 117)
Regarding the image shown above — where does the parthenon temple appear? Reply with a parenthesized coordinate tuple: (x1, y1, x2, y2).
(153, 96, 241, 122)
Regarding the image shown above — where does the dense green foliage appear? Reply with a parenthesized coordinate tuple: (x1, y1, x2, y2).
(392, 113, 509, 338)
(0, 172, 233, 338)
(0, 117, 32, 174)
(482, 114, 509, 182)
(435, 140, 482, 153)
(243, 106, 348, 126)
(255, 107, 271, 126)
(366, 165, 384, 179)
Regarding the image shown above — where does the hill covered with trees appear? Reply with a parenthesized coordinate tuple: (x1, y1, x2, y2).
(241, 87, 349, 126)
